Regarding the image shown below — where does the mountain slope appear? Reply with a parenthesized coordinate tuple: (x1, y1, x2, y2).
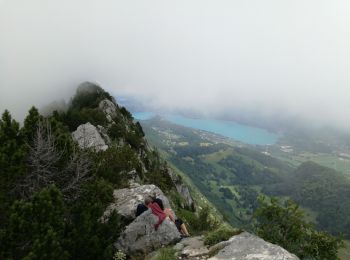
(264, 161, 350, 237)
(0, 83, 200, 259)
(141, 116, 350, 239)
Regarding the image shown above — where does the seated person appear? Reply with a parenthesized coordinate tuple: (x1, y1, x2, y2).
(135, 197, 152, 217)
(136, 197, 166, 230)
(153, 197, 190, 237)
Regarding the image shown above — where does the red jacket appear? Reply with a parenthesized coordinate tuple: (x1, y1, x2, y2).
(149, 202, 166, 230)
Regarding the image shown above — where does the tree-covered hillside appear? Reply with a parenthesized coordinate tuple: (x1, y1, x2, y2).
(264, 161, 350, 238)
(0, 83, 346, 259)
(141, 117, 350, 239)
(0, 83, 191, 259)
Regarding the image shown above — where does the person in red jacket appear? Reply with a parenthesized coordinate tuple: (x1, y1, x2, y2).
(152, 197, 190, 237)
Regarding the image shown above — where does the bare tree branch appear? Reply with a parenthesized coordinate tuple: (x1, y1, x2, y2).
(17, 120, 93, 201)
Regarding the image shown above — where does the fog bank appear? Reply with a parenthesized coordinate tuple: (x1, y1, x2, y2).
(1, 0, 350, 130)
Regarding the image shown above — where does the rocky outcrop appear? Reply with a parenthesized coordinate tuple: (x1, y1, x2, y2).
(102, 184, 172, 221)
(168, 169, 194, 210)
(208, 232, 299, 260)
(174, 236, 209, 259)
(98, 99, 118, 122)
(72, 122, 108, 151)
(170, 233, 299, 260)
(97, 125, 111, 145)
(116, 210, 181, 256)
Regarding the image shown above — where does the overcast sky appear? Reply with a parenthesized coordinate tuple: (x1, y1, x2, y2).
(1, 1, 350, 129)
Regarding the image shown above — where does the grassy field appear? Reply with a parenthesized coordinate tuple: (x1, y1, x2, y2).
(271, 150, 350, 175)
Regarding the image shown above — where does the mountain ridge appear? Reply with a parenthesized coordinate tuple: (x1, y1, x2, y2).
(0, 82, 344, 259)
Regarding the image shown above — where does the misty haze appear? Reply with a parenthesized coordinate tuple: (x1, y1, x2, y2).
(1, 1, 350, 259)
(1, 1, 350, 131)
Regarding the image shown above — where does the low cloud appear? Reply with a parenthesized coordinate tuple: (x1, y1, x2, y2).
(1, 0, 350, 130)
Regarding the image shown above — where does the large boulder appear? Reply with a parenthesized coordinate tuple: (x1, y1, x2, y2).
(102, 184, 172, 221)
(115, 210, 181, 256)
(72, 122, 108, 151)
(208, 232, 299, 260)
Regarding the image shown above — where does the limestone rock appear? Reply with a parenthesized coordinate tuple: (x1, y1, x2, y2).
(99, 99, 118, 122)
(115, 210, 181, 256)
(208, 232, 299, 260)
(97, 125, 111, 144)
(174, 236, 209, 259)
(102, 184, 172, 221)
(72, 122, 108, 151)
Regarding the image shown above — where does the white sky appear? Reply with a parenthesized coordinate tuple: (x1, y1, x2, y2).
(1, 1, 350, 129)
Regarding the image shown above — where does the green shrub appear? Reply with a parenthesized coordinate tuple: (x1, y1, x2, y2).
(93, 146, 141, 188)
(153, 247, 176, 260)
(254, 196, 344, 259)
(204, 226, 242, 246)
(176, 206, 220, 235)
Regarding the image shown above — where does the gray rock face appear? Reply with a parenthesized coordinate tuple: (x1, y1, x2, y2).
(97, 125, 111, 145)
(72, 122, 108, 151)
(98, 99, 118, 122)
(174, 236, 209, 259)
(168, 169, 194, 210)
(208, 232, 299, 260)
(115, 210, 181, 256)
(102, 184, 172, 221)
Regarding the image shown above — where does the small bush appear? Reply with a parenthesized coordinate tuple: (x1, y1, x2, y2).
(176, 206, 220, 235)
(153, 247, 176, 260)
(204, 226, 242, 246)
(113, 250, 126, 260)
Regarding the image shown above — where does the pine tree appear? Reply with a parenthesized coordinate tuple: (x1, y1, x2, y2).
(3, 186, 68, 259)
(0, 110, 27, 222)
(21, 106, 42, 144)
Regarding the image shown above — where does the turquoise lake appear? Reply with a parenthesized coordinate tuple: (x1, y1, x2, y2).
(133, 112, 278, 145)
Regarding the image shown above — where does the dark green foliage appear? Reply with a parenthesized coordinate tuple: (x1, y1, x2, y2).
(254, 197, 344, 259)
(3, 186, 68, 259)
(0, 110, 27, 223)
(219, 187, 234, 200)
(264, 161, 350, 238)
(176, 206, 219, 235)
(218, 155, 281, 185)
(135, 122, 145, 137)
(234, 147, 292, 173)
(71, 82, 113, 110)
(93, 146, 140, 187)
(64, 108, 108, 131)
(120, 106, 133, 120)
(60, 82, 112, 131)
(66, 179, 125, 259)
(21, 106, 42, 143)
(108, 121, 126, 140)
